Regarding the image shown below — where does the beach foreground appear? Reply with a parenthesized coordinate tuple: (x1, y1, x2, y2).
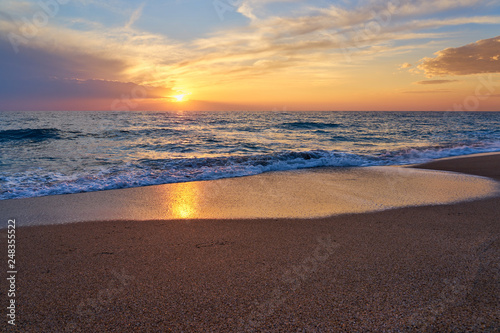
(2, 154, 500, 332)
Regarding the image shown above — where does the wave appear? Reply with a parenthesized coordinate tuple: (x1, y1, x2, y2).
(2, 141, 500, 200)
(281, 121, 341, 130)
(0, 127, 188, 143)
(92, 128, 187, 139)
(0, 128, 62, 142)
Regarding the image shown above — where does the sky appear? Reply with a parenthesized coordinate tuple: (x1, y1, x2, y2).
(0, 0, 499, 111)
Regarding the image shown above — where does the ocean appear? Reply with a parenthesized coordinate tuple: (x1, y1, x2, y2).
(1, 111, 499, 200)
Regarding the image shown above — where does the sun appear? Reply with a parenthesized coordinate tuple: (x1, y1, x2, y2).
(173, 94, 186, 102)
(170, 91, 191, 102)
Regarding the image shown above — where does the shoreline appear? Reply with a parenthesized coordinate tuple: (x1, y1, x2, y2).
(1, 152, 500, 228)
(1, 152, 499, 331)
(413, 152, 500, 181)
(2, 150, 500, 203)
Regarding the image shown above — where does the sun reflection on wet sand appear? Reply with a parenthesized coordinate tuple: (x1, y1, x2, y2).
(164, 181, 200, 219)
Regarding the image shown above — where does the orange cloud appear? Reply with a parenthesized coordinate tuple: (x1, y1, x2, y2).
(402, 89, 452, 94)
(418, 36, 500, 76)
(415, 80, 459, 85)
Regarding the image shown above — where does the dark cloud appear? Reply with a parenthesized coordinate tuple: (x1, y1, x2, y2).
(0, 75, 169, 100)
(0, 37, 128, 81)
(0, 39, 172, 110)
(418, 36, 500, 76)
(415, 80, 459, 84)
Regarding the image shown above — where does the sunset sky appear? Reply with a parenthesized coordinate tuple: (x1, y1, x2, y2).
(0, 0, 499, 111)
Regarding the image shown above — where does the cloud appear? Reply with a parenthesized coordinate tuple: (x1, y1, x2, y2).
(235, 0, 301, 20)
(0, 25, 175, 110)
(0, 0, 35, 19)
(125, 3, 145, 29)
(0, 35, 128, 82)
(187, 2, 500, 75)
(237, 2, 257, 21)
(0, 76, 170, 101)
(394, 0, 485, 16)
(415, 80, 459, 84)
(184, 4, 495, 77)
(418, 36, 500, 76)
(399, 63, 412, 69)
(403, 89, 452, 93)
(0, 12, 188, 78)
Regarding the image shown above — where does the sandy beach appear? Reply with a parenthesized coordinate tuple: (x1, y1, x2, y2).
(2, 153, 499, 332)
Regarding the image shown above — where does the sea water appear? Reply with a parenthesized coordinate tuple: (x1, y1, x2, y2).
(1, 111, 499, 200)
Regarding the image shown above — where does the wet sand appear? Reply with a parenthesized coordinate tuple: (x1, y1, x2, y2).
(1, 153, 499, 332)
(415, 152, 500, 181)
(1, 165, 498, 226)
